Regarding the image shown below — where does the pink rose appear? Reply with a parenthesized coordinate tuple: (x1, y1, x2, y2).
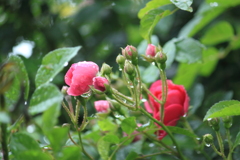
(93, 76, 109, 92)
(94, 100, 110, 113)
(144, 80, 189, 139)
(64, 61, 99, 96)
(145, 44, 157, 57)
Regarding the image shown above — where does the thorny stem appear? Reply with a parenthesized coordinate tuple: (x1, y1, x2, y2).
(77, 130, 93, 160)
(68, 131, 78, 146)
(122, 70, 134, 98)
(112, 94, 136, 110)
(136, 65, 142, 108)
(65, 95, 74, 114)
(159, 68, 168, 123)
(75, 100, 93, 160)
(215, 131, 226, 160)
(62, 102, 75, 124)
(112, 88, 134, 103)
(211, 143, 225, 158)
(139, 108, 186, 160)
(142, 84, 162, 104)
(133, 80, 139, 109)
(75, 100, 81, 125)
(226, 129, 233, 160)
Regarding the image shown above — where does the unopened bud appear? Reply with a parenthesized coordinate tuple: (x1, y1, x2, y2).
(146, 44, 157, 57)
(93, 76, 109, 92)
(101, 63, 112, 76)
(116, 55, 126, 69)
(61, 86, 69, 95)
(155, 51, 167, 64)
(122, 45, 137, 58)
(203, 134, 213, 145)
(222, 116, 233, 129)
(124, 61, 135, 78)
(208, 118, 220, 131)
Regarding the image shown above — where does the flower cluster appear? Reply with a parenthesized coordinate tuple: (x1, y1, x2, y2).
(64, 44, 190, 141)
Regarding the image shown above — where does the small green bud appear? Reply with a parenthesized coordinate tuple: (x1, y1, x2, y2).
(155, 51, 167, 64)
(124, 61, 135, 77)
(101, 63, 112, 76)
(203, 134, 213, 145)
(116, 54, 126, 69)
(222, 116, 233, 129)
(61, 86, 69, 95)
(208, 118, 220, 131)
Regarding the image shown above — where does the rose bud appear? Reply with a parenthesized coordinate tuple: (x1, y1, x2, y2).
(93, 76, 109, 92)
(64, 61, 99, 96)
(144, 80, 189, 140)
(146, 44, 157, 57)
(101, 63, 112, 76)
(94, 100, 110, 113)
(116, 54, 126, 69)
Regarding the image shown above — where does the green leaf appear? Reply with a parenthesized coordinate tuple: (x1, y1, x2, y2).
(179, 3, 225, 37)
(201, 21, 234, 45)
(163, 38, 177, 68)
(188, 83, 204, 114)
(98, 118, 117, 132)
(175, 38, 204, 64)
(13, 151, 52, 160)
(141, 65, 159, 83)
(167, 126, 198, 138)
(35, 46, 81, 87)
(199, 47, 218, 76)
(0, 111, 10, 123)
(138, 0, 172, 19)
(5, 55, 29, 107)
(206, 0, 240, 7)
(29, 83, 63, 115)
(126, 151, 138, 160)
(103, 134, 120, 144)
(97, 137, 110, 160)
(58, 146, 82, 160)
(41, 101, 61, 133)
(170, 0, 193, 12)
(203, 100, 240, 121)
(140, 8, 171, 42)
(121, 117, 137, 134)
(173, 63, 200, 89)
(233, 132, 240, 149)
(47, 127, 69, 153)
(10, 132, 41, 155)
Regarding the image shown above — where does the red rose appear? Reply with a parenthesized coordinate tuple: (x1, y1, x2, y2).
(144, 80, 189, 140)
(93, 76, 109, 92)
(65, 61, 99, 96)
(94, 100, 110, 113)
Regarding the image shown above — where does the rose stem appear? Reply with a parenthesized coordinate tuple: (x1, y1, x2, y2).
(139, 107, 186, 160)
